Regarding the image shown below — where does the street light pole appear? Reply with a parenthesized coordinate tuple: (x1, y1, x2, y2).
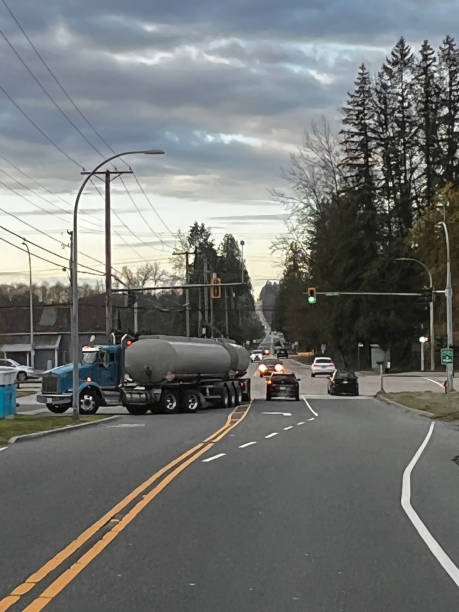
(395, 257, 435, 371)
(240, 240, 245, 283)
(22, 242, 34, 369)
(436, 222, 454, 391)
(71, 149, 164, 420)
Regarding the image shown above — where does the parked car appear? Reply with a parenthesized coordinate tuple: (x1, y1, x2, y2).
(311, 356, 335, 377)
(276, 348, 288, 358)
(327, 369, 359, 396)
(250, 350, 264, 362)
(0, 358, 35, 382)
(258, 357, 284, 377)
(266, 372, 300, 401)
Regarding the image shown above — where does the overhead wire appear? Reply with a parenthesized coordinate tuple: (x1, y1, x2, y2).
(0, 0, 173, 239)
(0, 235, 102, 276)
(0, 225, 105, 275)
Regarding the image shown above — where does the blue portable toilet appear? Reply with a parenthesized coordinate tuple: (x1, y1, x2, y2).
(0, 367, 17, 418)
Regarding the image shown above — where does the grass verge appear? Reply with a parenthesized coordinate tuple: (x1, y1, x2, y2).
(382, 391, 459, 421)
(0, 414, 106, 445)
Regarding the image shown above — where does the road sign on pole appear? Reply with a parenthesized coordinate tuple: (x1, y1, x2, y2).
(441, 347, 453, 365)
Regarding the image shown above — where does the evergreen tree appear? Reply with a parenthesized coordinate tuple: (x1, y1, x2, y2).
(415, 40, 441, 208)
(438, 35, 459, 184)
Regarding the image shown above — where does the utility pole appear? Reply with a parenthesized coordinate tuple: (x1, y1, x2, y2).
(437, 222, 454, 391)
(203, 256, 209, 335)
(81, 168, 132, 341)
(224, 286, 229, 338)
(174, 250, 195, 336)
(21, 242, 34, 368)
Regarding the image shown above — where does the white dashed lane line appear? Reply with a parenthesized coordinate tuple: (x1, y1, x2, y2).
(308, 417, 315, 422)
(202, 453, 226, 463)
(265, 432, 279, 439)
(297, 421, 305, 426)
(239, 441, 257, 449)
(283, 426, 293, 431)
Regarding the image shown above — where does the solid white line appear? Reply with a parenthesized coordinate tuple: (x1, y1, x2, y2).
(265, 432, 278, 439)
(401, 422, 459, 588)
(296, 421, 305, 426)
(202, 453, 226, 463)
(302, 396, 318, 417)
(239, 441, 257, 449)
(0, 446, 8, 452)
(423, 377, 445, 389)
(283, 425, 293, 431)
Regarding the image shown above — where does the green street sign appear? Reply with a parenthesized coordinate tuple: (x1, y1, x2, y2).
(441, 348, 454, 365)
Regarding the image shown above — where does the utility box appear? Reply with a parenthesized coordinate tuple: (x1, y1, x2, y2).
(0, 367, 17, 419)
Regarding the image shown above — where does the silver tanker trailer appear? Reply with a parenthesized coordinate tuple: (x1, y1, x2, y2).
(121, 335, 251, 415)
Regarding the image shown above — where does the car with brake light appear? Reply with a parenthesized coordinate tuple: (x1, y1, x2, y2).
(311, 356, 335, 377)
(276, 348, 288, 359)
(258, 357, 284, 377)
(327, 369, 359, 395)
(266, 372, 300, 401)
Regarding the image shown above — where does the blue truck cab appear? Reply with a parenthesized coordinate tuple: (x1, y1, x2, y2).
(37, 344, 123, 414)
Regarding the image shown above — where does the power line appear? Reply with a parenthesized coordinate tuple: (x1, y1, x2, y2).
(0, 82, 82, 168)
(0, 225, 105, 276)
(0, 235, 102, 276)
(0, 0, 172, 238)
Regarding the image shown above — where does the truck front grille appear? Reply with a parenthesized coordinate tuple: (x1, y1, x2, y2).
(42, 375, 58, 394)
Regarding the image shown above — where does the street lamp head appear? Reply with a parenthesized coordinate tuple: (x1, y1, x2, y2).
(142, 149, 165, 155)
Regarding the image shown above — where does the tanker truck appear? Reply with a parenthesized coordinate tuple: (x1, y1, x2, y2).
(37, 335, 251, 415)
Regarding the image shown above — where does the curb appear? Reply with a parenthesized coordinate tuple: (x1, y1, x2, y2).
(7, 415, 120, 445)
(375, 392, 435, 419)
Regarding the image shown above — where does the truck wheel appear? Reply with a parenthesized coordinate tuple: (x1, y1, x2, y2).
(241, 379, 251, 402)
(125, 404, 148, 415)
(226, 383, 236, 408)
(160, 389, 180, 414)
(47, 404, 68, 414)
(234, 383, 243, 405)
(182, 389, 201, 413)
(219, 386, 229, 409)
(79, 389, 100, 415)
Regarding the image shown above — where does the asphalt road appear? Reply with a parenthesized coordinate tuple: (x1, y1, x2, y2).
(2, 367, 459, 611)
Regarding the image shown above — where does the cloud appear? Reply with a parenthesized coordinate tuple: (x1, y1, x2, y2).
(208, 214, 288, 223)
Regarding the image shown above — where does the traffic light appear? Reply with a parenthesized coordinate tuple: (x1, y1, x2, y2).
(418, 288, 433, 306)
(210, 276, 222, 299)
(307, 287, 316, 304)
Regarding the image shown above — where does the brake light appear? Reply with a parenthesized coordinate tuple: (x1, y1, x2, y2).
(126, 339, 133, 346)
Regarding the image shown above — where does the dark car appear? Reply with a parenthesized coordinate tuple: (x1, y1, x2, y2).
(327, 369, 359, 396)
(276, 348, 288, 359)
(258, 357, 284, 377)
(266, 373, 300, 400)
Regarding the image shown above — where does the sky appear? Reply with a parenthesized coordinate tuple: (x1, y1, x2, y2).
(0, 0, 457, 295)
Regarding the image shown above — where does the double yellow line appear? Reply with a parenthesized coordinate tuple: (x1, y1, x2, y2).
(0, 402, 252, 612)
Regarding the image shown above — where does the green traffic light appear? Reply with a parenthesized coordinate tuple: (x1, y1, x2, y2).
(308, 296, 316, 304)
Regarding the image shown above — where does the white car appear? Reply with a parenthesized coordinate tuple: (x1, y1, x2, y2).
(0, 358, 35, 382)
(311, 357, 335, 377)
(250, 350, 264, 362)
